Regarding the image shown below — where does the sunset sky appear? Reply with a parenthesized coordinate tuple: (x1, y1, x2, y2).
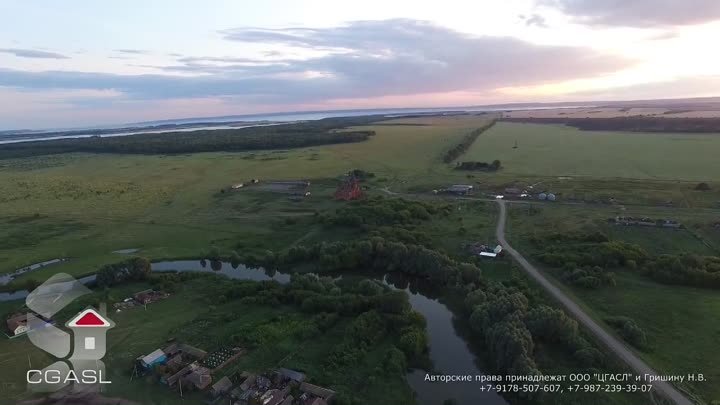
(2, 0, 720, 129)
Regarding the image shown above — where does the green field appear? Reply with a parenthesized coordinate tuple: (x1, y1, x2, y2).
(506, 202, 720, 402)
(0, 115, 491, 282)
(464, 122, 720, 180)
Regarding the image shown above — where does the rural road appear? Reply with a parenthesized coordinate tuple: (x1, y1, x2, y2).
(494, 200, 695, 405)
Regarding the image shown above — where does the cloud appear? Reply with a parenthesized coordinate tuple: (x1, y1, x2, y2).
(520, 13, 548, 27)
(115, 49, 150, 54)
(647, 30, 679, 40)
(0, 48, 69, 59)
(541, 0, 720, 27)
(0, 20, 631, 105)
(568, 75, 720, 100)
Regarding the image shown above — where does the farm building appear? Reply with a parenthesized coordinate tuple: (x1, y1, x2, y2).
(612, 216, 682, 228)
(467, 242, 503, 258)
(479, 245, 504, 258)
(6, 313, 28, 336)
(445, 184, 474, 195)
(256, 180, 311, 194)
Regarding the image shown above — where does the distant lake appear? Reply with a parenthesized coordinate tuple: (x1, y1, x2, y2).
(0, 105, 590, 145)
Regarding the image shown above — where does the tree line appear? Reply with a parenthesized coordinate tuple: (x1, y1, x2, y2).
(442, 120, 496, 163)
(0, 116, 381, 158)
(266, 237, 483, 286)
(95, 257, 151, 287)
(532, 230, 720, 289)
(454, 160, 501, 171)
(318, 196, 449, 227)
(501, 117, 720, 133)
(464, 280, 606, 401)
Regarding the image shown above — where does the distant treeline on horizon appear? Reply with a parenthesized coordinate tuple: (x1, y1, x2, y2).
(501, 117, 720, 133)
(0, 116, 384, 159)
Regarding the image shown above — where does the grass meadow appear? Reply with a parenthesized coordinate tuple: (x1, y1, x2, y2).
(464, 122, 720, 181)
(0, 115, 490, 282)
(506, 202, 720, 402)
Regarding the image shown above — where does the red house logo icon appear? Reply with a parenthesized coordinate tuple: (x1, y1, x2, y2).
(66, 308, 114, 360)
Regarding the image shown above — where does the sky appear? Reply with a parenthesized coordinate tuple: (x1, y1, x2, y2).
(1, 0, 720, 129)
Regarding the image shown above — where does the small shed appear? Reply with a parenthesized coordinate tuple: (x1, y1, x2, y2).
(210, 376, 233, 397)
(140, 349, 167, 369)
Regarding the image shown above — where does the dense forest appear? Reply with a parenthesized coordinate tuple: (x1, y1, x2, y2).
(501, 117, 720, 132)
(0, 116, 383, 158)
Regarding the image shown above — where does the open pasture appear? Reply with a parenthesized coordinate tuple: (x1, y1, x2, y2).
(464, 122, 720, 181)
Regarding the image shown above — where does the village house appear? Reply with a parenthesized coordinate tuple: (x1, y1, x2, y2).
(6, 313, 28, 336)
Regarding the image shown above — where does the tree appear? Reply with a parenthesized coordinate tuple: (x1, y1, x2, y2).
(695, 182, 711, 191)
(526, 305, 578, 344)
(207, 246, 221, 260)
(384, 347, 407, 373)
(399, 329, 428, 359)
(96, 257, 151, 287)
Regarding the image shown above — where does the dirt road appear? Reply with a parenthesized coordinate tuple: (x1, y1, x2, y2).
(495, 199, 695, 405)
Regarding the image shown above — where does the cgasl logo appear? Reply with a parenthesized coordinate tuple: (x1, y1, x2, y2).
(24, 273, 114, 393)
